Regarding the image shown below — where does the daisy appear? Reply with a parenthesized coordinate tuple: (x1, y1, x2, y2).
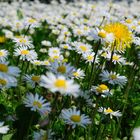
(60, 107, 91, 128)
(98, 107, 122, 119)
(100, 70, 127, 87)
(14, 46, 38, 61)
(23, 93, 51, 116)
(0, 49, 8, 62)
(0, 75, 17, 89)
(13, 36, 34, 48)
(48, 47, 61, 57)
(74, 42, 92, 54)
(107, 53, 126, 65)
(82, 52, 99, 63)
(42, 60, 50, 66)
(0, 62, 20, 77)
(40, 72, 80, 97)
(91, 84, 111, 97)
(24, 75, 41, 88)
(60, 44, 72, 50)
(31, 60, 42, 66)
(24, 17, 40, 28)
(48, 61, 74, 77)
(72, 68, 85, 79)
(0, 122, 9, 134)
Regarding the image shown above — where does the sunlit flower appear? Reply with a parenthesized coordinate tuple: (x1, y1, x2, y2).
(91, 84, 111, 97)
(24, 93, 51, 115)
(14, 46, 38, 61)
(72, 68, 85, 79)
(98, 107, 122, 119)
(60, 107, 91, 128)
(103, 22, 132, 51)
(13, 36, 34, 48)
(0, 49, 8, 62)
(40, 72, 80, 97)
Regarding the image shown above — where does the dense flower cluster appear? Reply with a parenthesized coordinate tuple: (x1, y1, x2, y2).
(0, 0, 140, 139)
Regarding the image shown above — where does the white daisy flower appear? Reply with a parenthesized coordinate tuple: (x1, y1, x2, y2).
(0, 62, 20, 77)
(72, 68, 85, 79)
(100, 70, 127, 87)
(0, 74, 17, 89)
(60, 107, 91, 128)
(23, 93, 51, 116)
(0, 49, 8, 62)
(74, 42, 92, 54)
(0, 122, 9, 134)
(14, 46, 38, 61)
(31, 60, 42, 66)
(60, 44, 72, 50)
(98, 107, 122, 119)
(40, 72, 80, 97)
(48, 61, 74, 78)
(41, 60, 50, 66)
(13, 36, 34, 48)
(48, 47, 61, 57)
(107, 53, 126, 65)
(91, 84, 111, 97)
(24, 17, 40, 28)
(24, 75, 41, 88)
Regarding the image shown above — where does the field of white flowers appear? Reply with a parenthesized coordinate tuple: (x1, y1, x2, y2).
(0, 0, 140, 140)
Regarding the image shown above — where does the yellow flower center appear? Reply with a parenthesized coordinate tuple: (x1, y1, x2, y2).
(101, 52, 107, 57)
(0, 36, 6, 43)
(0, 51, 4, 56)
(63, 45, 68, 49)
(73, 72, 79, 77)
(0, 78, 7, 85)
(87, 55, 93, 61)
(113, 55, 119, 61)
(31, 76, 40, 82)
(70, 115, 81, 122)
(96, 84, 108, 93)
(33, 101, 42, 108)
(55, 79, 66, 88)
(103, 22, 132, 51)
(28, 18, 36, 23)
(109, 74, 117, 80)
(57, 65, 66, 74)
(105, 108, 113, 113)
(77, 30, 82, 35)
(80, 45, 87, 52)
(19, 38, 27, 43)
(53, 50, 58, 54)
(21, 50, 29, 55)
(98, 31, 106, 38)
(0, 64, 8, 72)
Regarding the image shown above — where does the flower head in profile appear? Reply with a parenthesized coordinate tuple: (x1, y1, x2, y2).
(103, 22, 132, 51)
(133, 127, 140, 140)
(98, 107, 122, 119)
(60, 107, 91, 128)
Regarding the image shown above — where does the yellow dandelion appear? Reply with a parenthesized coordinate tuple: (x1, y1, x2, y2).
(103, 22, 132, 51)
